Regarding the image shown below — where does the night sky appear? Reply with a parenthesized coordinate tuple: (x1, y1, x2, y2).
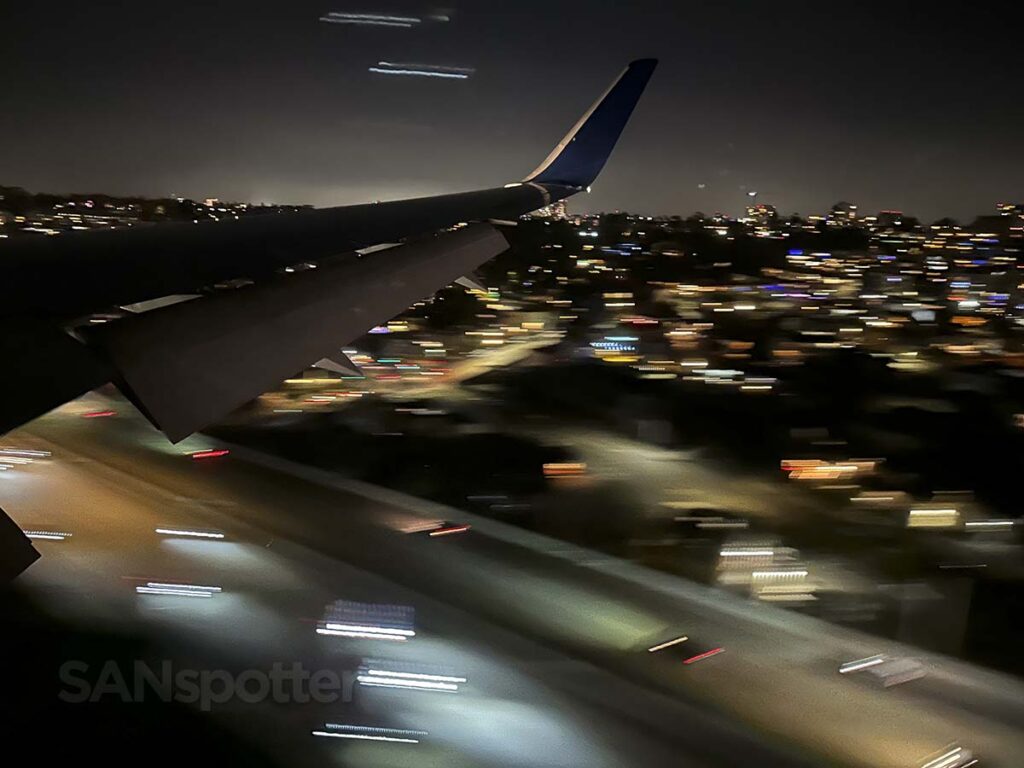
(2, 1, 1021, 220)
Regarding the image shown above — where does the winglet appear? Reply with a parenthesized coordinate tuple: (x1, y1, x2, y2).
(524, 58, 657, 189)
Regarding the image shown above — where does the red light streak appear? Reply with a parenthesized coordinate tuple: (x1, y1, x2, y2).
(189, 449, 230, 460)
(683, 648, 724, 665)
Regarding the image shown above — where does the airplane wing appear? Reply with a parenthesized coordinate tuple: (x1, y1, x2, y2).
(0, 505, 40, 582)
(0, 58, 657, 442)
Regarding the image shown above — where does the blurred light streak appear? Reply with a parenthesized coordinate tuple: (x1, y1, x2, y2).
(920, 747, 965, 768)
(318, 622, 414, 640)
(313, 723, 426, 743)
(369, 67, 469, 79)
(189, 449, 230, 460)
(839, 655, 886, 674)
(908, 508, 959, 528)
(367, 669, 466, 684)
(155, 527, 226, 539)
(0, 448, 50, 458)
(23, 530, 72, 541)
(357, 675, 458, 692)
(647, 636, 688, 653)
(377, 61, 475, 75)
(319, 12, 420, 27)
(719, 548, 774, 558)
(682, 648, 724, 665)
(136, 582, 222, 598)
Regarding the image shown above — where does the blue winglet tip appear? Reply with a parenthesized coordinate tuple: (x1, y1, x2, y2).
(630, 58, 659, 70)
(526, 58, 658, 189)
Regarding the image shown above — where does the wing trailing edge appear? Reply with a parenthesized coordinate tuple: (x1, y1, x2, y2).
(89, 225, 509, 442)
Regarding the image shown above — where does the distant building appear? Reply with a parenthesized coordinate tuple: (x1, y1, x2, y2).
(829, 201, 858, 225)
(972, 210, 1024, 240)
(744, 203, 777, 225)
(876, 210, 904, 228)
(533, 199, 568, 220)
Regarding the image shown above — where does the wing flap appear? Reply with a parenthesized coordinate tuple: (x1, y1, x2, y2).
(90, 224, 508, 442)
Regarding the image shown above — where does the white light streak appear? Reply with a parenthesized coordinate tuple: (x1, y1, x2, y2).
(316, 628, 407, 641)
(719, 548, 775, 558)
(155, 528, 226, 539)
(752, 569, 808, 579)
(23, 530, 72, 541)
(311, 729, 423, 745)
(321, 18, 414, 27)
(366, 669, 466, 684)
(921, 748, 964, 768)
(368, 67, 469, 79)
(377, 61, 475, 74)
(136, 582, 222, 598)
(319, 12, 420, 27)
(357, 675, 459, 692)
(647, 636, 689, 653)
(324, 622, 414, 637)
(839, 655, 886, 674)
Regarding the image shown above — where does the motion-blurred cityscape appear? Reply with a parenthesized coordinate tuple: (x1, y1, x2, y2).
(6, 3, 1024, 767)
(5, 184, 1022, 676)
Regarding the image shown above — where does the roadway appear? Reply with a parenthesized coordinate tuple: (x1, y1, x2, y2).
(4, 390, 1024, 767)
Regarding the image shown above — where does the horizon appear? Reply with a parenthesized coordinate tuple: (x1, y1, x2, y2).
(2, 2, 1022, 221)
(3, 182, 1020, 225)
